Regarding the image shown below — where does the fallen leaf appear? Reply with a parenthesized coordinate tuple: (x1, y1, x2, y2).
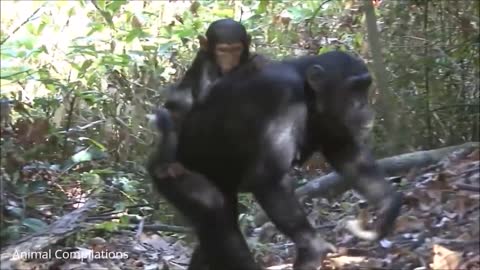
(395, 215, 425, 233)
(328, 255, 385, 268)
(430, 244, 461, 270)
(139, 233, 170, 251)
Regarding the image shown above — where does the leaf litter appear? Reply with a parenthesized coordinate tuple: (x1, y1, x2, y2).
(2, 148, 478, 270)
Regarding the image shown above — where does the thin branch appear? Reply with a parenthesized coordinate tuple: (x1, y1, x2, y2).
(308, 0, 333, 35)
(310, 0, 332, 20)
(0, 69, 35, 80)
(90, 0, 115, 29)
(1, 3, 46, 46)
(455, 183, 480, 192)
(62, 92, 77, 160)
(429, 104, 479, 113)
(424, 1, 432, 148)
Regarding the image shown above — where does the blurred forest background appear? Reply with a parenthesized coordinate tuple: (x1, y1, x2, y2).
(0, 0, 479, 269)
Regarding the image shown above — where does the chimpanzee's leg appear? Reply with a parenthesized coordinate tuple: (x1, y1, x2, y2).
(192, 189, 257, 270)
(149, 169, 260, 270)
(321, 139, 403, 240)
(188, 246, 208, 270)
(252, 173, 335, 270)
(244, 110, 335, 270)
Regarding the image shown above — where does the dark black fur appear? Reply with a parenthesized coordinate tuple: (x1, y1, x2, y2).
(153, 19, 254, 181)
(148, 51, 403, 270)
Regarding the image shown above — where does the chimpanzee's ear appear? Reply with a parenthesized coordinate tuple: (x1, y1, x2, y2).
(246, 34, 252, 47)
(306, 64, 326, 92)
(198, 35, 208, 51)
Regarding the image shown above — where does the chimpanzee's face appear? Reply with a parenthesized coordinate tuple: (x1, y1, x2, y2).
(213, 42, 244, 74)
(306, 64, 374, 143)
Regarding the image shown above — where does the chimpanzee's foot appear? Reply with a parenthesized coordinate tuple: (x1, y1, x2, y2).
(345, 191, 403, 241)
(293, 234, 336, 270)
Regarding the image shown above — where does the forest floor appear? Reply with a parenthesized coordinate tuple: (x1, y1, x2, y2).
(1, 147, 479, 270)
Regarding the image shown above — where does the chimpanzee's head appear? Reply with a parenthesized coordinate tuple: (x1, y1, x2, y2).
(198, 19, 251, 75)
(305, 54, 375, 143)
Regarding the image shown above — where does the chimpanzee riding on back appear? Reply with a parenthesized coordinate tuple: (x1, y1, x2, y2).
(152, 18, 258, 179)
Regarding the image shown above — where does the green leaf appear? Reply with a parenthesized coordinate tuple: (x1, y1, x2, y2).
(212, 8, 235, 17)
(61, 147, 108, 172)
(79, 59, 94, 76)
(354, 33, 363, 48)
(119, 215, 129, 225)
(80, 172, 103, 186)
(22, 218, 48, 232)
(39, 45, 48, 54)
(102, 11, 115, 28)
(112, 176, 135, 194)
(40, 14, 51, 26)
(77, 90, 104, 105)
(257, 0, 269, 14)
(69, 44, 97, 55)
(17, 50, 27, 58)
(5, 206, 24, 219)
(100, 54, 131, 67)
(37, 67, 55, 79)
(0, 67, 31, 80)
(26, 23, 36, 35)
(1, 47, 18, 58)
(14, 183, 29, 196)
(32, 44, 47, 55)
(86, 72, 99, 87)
(70, 62, 82, 71)
(71, 148, 95, 163)
(89, 168, 116, 175)
(96, 0, 106, 10)
(54, 1, 68, 9)
(96, 221, 119, 232)
(86, 23, 105, 36)
(125, 29, 143, 43)
(78, 137, 107, 151)
(71, 147, 107, 163)
(106, 0, 127, 13)
(173, 28, 195, 39)
(287, 7, 313, 23)
(1, 226, 21, 241)
(68, 6, 76, 17)
(18, 36, 35, 50)
(318, 46, 334, 55)
(114, 202, 127, 211)
(157, 42, 174, 56)
(46, 83, 56, 92)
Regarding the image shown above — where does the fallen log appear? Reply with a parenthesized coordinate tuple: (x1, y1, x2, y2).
(295, 142, 479, 200)
(0, 199, 97, 267)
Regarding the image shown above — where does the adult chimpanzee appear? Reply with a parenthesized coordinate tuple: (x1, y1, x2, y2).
(155, 18, 262, 179)
(148, 51, 403, 270)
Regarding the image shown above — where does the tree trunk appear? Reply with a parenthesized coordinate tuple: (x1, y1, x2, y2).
(363, 0, 400, 153)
